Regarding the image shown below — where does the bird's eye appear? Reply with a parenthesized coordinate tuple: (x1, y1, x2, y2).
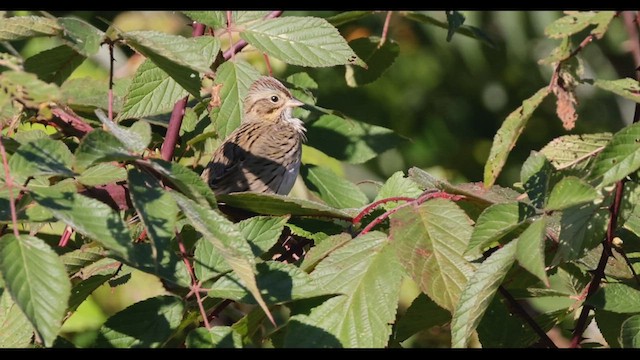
(270, 95, 279, 103)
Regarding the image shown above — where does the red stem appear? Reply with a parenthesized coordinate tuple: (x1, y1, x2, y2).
(352, 196, 414, 224)
(176, 231, 211, 330)
(379, 11, 393, 47)
(0, 130, 19, 238)
(263, 53, 273, 76)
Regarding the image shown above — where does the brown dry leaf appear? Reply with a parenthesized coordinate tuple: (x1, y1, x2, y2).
(208, 83, 223, 110)
(553, 83, 578, 130)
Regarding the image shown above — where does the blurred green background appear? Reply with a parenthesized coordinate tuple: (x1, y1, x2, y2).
(5, 10, 635, 347)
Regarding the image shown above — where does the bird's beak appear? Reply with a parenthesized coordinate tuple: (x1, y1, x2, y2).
(287, 98, 305, 108)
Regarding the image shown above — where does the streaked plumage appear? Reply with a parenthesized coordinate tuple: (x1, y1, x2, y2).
(201, 76, 306, 195)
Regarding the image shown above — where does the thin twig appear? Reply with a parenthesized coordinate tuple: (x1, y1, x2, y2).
(263, 53, 273, 76)
(50, 106, 94, 137)
(0, 130, 20, 238)
(498, 286, 557, 349)
(379, 11, 393, 47)
(352, 196, 415, 224)
(176, 230, 211, 330)
(570, 181, 625, 347)
(222, 11, 283, 61)
(227, 11, 235, 61)
(108, 42, 115, 121)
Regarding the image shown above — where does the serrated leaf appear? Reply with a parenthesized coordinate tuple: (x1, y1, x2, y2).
(301, 164, 368, 209)
(0, 290, 34, 348)
(233, 11, 270, 25)
(186, 326, 242, 348)
(122, 32, 220, 97)
(306, 114, 402, 164)
(76, 163, 127, 186)
(171, 192, 273, 322)
(553, 202, 609, 263)
(60, 77, 126, 114)
(590, 122, 640, 187)
(74, 130, 137, 172)
(545, 11, 616, 39)
(216, 192, 356, 220)
(484, 87, 551, 188)
(540, 133, 610, 171)
(516, 216, 549, 285)
(373, 171, 423, 211)
(538, 37, 572, 65)
(145, 158, 217, 208)
(57, 17, 105, 57)
(210, 60, 261, 139)
(31, 187, 134, 261)
(621, 315, 640, 348)
(390, 199, 474, 311)
(594, 78, 640, 103)
(8, 137, 74, 184)
(595, 310, 628, 348)
(586, 283, 640, 313)
(94, 295, 184, 348)
(546, 176, 599, 211)
(299, 233, 352, 273)
(465, 202, 536, 259)
(117, 59, 189, 120)
(68, 273, 114, 313)
(284, 231, 403, 347)
(326, 11, 373, 26)
(450, 239, 517, 348)
(345, 37, 399, 87)
(0, 70, 61, 108)
(520, 152, 554, 208)
(208, 261, 330, 304)
(0, 234, 71, 347)
(394, 293, 451, 342)
(60, 247, 105, 276)
(0, 16, 61, 41)
(194, 215, 288, 282)
(95, 110, 150, 153)
(23, 45, 85, 86)
(240, 16, 365, 68)
(182, 11, 226, 29)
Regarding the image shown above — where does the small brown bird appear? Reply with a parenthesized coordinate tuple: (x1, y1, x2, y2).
(202, 76, 306, 196)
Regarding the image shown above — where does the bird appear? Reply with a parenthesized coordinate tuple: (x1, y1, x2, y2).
(201, 76, 306, 196)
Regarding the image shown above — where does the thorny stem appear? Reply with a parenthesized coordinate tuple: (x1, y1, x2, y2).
(379, 11, 393, 47)
(176, 231, 211, 330)
(0, 130, 20, 238)
(108, 42, 115, 121)
(498, 286, 557, 348)
(160, 23, 206, 162)
(352, 196, 415, 224)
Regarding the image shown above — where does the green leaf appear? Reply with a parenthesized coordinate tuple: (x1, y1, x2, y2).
(216, 192, 356, 220)
(194, 215, 288, 282)
(117, 59, 188, 120)
(594, 78, 640, 103)
(450, 240, 517, 348)
(446, 11, 466, 41)
(240, 16, 366, 68)
(465, 202, 536, 259)
(68, 273, 114, 313)
(128, 168, 178, 278)
(553, 202, 609, 263)
(374, 171, 423, 211)
(306, 114, 402, 164)
(545, 11, 616, 39)
(345, 37, 399, 87)
(394, 293, 451, 342)
(595, 310, 628, 348)
(515, 216, 549, 285)
(210, 60, 261, 139)
(31, 187, 134, 261)
(0, 234, 71, 347)
(74, 130, 137, 172)
(182, 11, 226, 29)
(326, 11, 373, 26)
(60, 77, 123, 113)
(76, 163, 127, 186)
(95, 110, 151, 153)
(538, 37, 572, 65)
(540, 133, 610, 171)
(284, 231, 404, 347)
(0, 290, 34, 348)
(0, 70, 61, 107)
(23, 45, 85, 86)
(208, 261, 329, 304)
(299, 233, 352, 273)
(590, 122, 640, 187)
(171, 192, 273, 322)
(301, 164, 368, 209)
(0, 16, 61, 41)
(546, 176, 600, 211)
(94, 295, 184, 348)
(586, 283, 640, 313)
(233, 11, 270, 25)
(389, 199, 474, 311)
(8, 137, 74, 184)
(144, 158, 217, 208)
(484, 87, 551, 188)
(621, 315, 640, 348)
(520, 152, 554, 209)
(186, 326, 242, 348)
(57, 17, 105, 57)
(122, 32, 219, 97)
